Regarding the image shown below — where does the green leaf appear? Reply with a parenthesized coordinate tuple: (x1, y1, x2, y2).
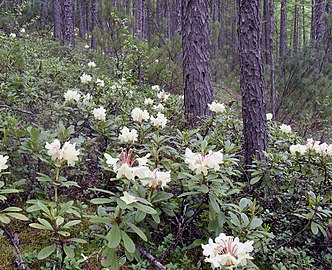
(6, 212, 29, 221)
(29, 223, 52, 230)
(250, 218, 263, 229)
(67, 238, 87, 244)
(0, 214, 11, 224)
(126, 222, 147, 241)
(107, 225, 121, 248)
(250, 176, 262, 185)
(62, 220, 81, 229)
(58, 231, 70, 237)
(37, 244, 56, 260)
(3, 207, 22, 212)
(151, 192, 173, 203)
(36, 201, 51, 216)
(59, 201, 74, 215)
(56, 216, 64, 227)
(311, 221, 319, 235)
(101, 247, 119, 269)
(121, 231, 135, 254)
(37, 218, 53, 230)
(90, 198, 113, 204)
(63, 245, 75, 258)
(135, 211, 146, 222)
(134, 204, 157, 215)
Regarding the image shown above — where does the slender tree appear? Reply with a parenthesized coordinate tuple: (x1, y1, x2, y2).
(91, 0, 98, 50)
(63, 0, 75, 48)
(182, 0, 213, 125)
(279, 0, 287, 63)
(293, 0, 299, 53)
(238, 0, 267, 165)
(268, 0, 276, 120)
(53, 0, 62, 40)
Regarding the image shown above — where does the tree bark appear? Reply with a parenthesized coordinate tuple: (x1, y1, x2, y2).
(53, 0, 62, 40)
(268, 0, 276, 120)
(293, 0, 299, 53)
(314, 0, 326, 43)
(279, 0, 287, 63)
(182, 0, 214, 125)
(91, 0, 98, 50)
(238, 0, 268, 165)
(63, 0, 75, 48)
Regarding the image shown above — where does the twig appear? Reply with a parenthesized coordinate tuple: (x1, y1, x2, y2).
(1, 224, 31, 270)
(137, 244, 167, 270)
(0, 105, 33, 115)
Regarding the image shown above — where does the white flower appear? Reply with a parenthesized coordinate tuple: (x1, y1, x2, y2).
(0, 155, 9, 172)
(144, 98, 154, 106)
(136, 153, 151, 167)
(82, 93, 93, 106)
(45, 139, 80, 166)
(45, 139, 62, 160)
(118, 127, 138, 144)
(150, 113, 167, 128)
(290, 144, 307, 155)
(9, 33, 16, 38)
(87, 61, 96, 68)
(139, 168, 171, 189)
(92, 106, 106, 121)
(153, 103, 165, 111)
(157, 90, 170, 101)
(120, 192, 138, 205)
(208, 101, 226, 113)
(131, 107, 150, 123)
(96, 78, 104, 87)
(20, 28, 25, 33)
(61, 142, 80, 166)
(84, 44, 90, 49)
(202, 233, 254, 269)
(80, 73, 92, 84)
(185, 148, 223, 176)
(266, 113, 273, 121)
(152, 85, 160, 91)
(280, 124, 292, 133)
(64, 89, 81, 102)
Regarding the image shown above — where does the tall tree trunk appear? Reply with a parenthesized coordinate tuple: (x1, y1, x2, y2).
(314, 0, 326, 44)
(263, 0, 269, 64)
(91, 0, 98, 50)
(77, 0, 85, 39)
(63, 0, 75, 47)
(302, 0, 306, 48)
(279, 0, 287, 63)
(269, 0, 276, 120)
(238, 0, 268, 165)
(125, 0, 130, 17)
(53, 0, 62, 40)
(182, 0, 214, 125)
(293, 0, 299, 53)
(41, 0, 49, 26)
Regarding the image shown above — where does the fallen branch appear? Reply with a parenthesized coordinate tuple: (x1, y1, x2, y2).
(0, 105, 33, 115)
(1, 224, 31, 270)
(137, 244, 167, 270)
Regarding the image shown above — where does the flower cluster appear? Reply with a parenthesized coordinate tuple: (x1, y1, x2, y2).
(0, 155, 9, 172)
(104, 150, 171, 188)
(185, 148, 223, 176)
(157, 90, 170, 101)
(96, 78, 104, 87)
(150, 113, 167, 128)
(118, 127, 138, 144)
(202, 233, 254, 269)
(266, 113, 273, 121)
(290, 138, 332, 156)
(92, 106, 106, 121)
(80, 73, 92, 84)
(152, 85, 160, 91)
(144, 98, 154, 106)
(64, 89, 81, 103)
(45, 139, 80, 166)
(131, 107, 150, 123)
(208, 102, 226, 114)
(280, 124, 292, 133)
(87, 61, 96, 68)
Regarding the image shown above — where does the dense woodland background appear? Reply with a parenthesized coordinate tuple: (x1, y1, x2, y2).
(0, 0, 332, 269)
